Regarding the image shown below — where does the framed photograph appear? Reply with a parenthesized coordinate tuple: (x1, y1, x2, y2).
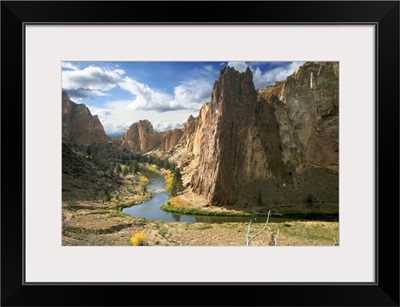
(1, 1, 399, 306)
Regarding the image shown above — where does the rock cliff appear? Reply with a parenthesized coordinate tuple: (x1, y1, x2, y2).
(161, 128, 184, 152)
(260, 61, 339, 173)
(62, 91, 108, 146)
(120, 120, 162, 154)
(190, 67, 258, 204)
(186, 62, 339, 206)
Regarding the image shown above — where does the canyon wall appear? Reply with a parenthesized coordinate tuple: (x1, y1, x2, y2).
(185, 62, 339, 206)
(62, 91, 108, 146)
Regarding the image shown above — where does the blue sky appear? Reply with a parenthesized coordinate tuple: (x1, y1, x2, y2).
(62, 61, 304, 136)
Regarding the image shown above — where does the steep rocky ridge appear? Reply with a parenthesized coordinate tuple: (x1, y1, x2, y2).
(190, 66, 264, 205)
(120, 120, 162, 154)
(62, 91, 108, 146)
(260, 61, 339, 174)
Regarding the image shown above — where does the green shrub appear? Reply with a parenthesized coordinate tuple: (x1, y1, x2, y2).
(304, 193, 315, 207)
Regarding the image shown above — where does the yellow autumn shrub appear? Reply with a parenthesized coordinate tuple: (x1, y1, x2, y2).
(130, 231, 148, 246)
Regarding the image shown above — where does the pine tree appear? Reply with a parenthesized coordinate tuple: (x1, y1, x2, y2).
(130, 160, 138, 174)
(170, 167, 183, 196)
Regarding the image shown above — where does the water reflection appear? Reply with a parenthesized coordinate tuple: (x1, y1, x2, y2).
(171, 213, 181, 222)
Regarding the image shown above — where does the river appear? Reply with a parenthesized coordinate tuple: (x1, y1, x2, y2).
(122, 169, 337, 224)
(121, 169, 263, 223)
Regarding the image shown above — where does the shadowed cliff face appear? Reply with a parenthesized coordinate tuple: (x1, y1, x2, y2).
(261, 61, 339, 174)
(190, 66, 266, 205)
(62, 91, 108, 146)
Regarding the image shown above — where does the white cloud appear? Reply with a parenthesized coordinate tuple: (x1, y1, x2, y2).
(227, 61, 249, 73)
(120, 77, 211, 112)
(87, 102, 134, 136)
(173, 79, 212, 108)
(153, 121, 183, 132)
(62, 66, 125, 99)
(119, 77, 174, 112)
(62, 62, 79, 71)
(252, 62, 305, 89)
(203, 65, 213, 72)
(63, 63, 215, 114)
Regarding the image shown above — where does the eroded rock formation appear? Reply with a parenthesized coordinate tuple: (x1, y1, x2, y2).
(62, 91, 108, 146)
(188, 62, 339, 206)
(120, 120, 162, 154)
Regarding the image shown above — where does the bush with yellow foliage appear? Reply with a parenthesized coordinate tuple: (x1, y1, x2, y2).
(130, 231, 148, 246)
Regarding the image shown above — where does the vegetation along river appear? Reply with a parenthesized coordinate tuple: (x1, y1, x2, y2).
(122, 169, 337, 224)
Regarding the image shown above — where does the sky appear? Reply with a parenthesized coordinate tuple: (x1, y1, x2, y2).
(62, 61, 304, 136)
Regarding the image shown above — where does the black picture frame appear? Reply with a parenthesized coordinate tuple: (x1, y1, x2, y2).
(1, 1, 399, 306)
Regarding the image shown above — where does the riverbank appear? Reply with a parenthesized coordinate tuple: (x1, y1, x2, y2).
(62, 211, 339, 246)
(62, 161, 338, 246)
(160, 192, 338, 220)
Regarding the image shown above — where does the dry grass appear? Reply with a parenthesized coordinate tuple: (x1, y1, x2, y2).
(168, 196, 192, 209)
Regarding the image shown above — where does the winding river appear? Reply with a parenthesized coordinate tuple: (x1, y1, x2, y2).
(122, 169, 262, 223)
(122, 169, 337, 224)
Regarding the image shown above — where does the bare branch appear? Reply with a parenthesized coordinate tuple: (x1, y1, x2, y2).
(269, 227, 280, 246)
(245, 220, 252, 246)
(246, 210, 271, 246)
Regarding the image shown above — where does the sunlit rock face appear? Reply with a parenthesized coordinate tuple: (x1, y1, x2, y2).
(161, 128, 184, 152)
(120, 120, 162, 154)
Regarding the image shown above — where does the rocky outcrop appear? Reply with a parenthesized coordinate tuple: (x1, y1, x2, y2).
(120, 120, 162, 154)
(62, 91, 108, 146)
(189, 62, 338, 206)
(190, 66, 271, 205)
(161, 128, 184, 152)
(260, 61, 339, 173)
